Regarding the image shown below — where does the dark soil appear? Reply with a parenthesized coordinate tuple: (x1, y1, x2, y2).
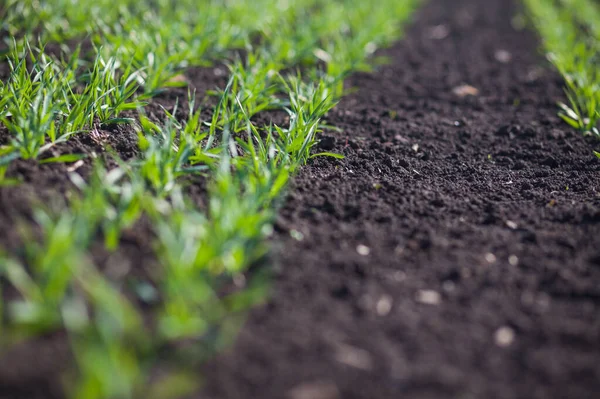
(1, 0, 600, 398)
(201, 0, 600, 398)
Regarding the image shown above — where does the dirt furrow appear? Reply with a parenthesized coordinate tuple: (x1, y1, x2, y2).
(202, 0, 600, 398)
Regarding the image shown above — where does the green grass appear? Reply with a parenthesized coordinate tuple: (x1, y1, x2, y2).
(0, 43, 143, 162)
(0, 0, 421, 397)
(524, 0, 600, 136)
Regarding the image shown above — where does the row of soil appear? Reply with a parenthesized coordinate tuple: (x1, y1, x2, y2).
(201, 0, 600, 398)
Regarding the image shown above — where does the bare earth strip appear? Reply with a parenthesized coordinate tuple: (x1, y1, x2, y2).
(203, 0, 600, 398)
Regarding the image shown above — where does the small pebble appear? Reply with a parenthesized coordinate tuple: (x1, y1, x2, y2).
(416, 289, 441, 305)
(290, 229, 304, 241)
(485, 253, 497, 263)
(376, 295, 393, 316)
(334, 344, 374, 371)
(494, 49, 512, 63)
(452, 84, 479, 97)
(442, 280, 456, 293)
(494, 326, 515, 347)
(506, 220, 518, 229)
(356, 245, 371, 256)
(509, 255, 519, 266)
(429, 24, 450, 40)
(393, 270, 407, 282)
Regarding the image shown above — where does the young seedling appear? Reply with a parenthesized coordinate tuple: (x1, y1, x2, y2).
(525, 0, 600, 136)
